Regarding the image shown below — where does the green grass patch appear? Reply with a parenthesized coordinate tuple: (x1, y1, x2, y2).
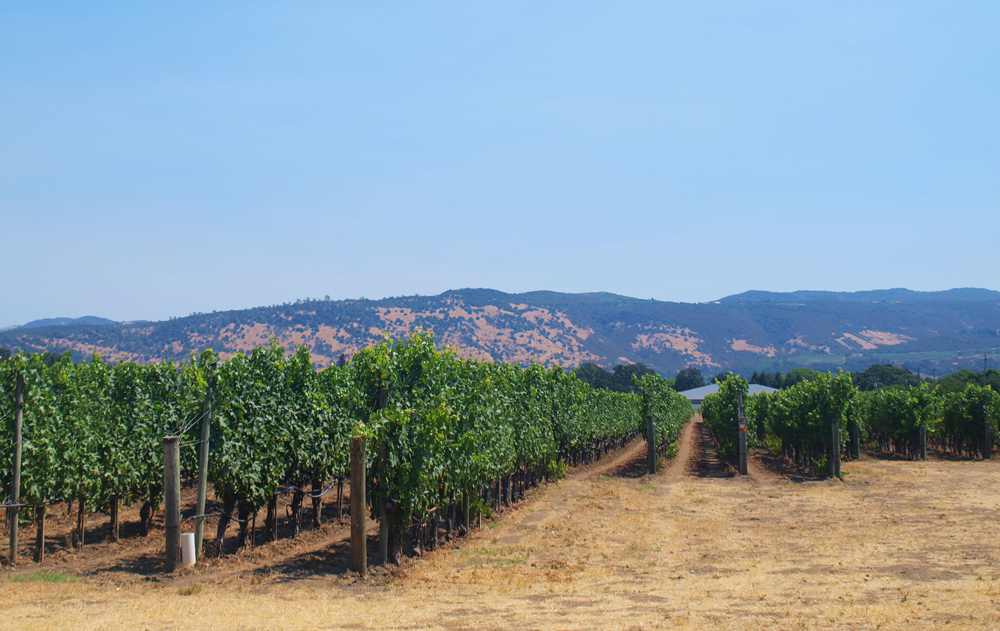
(9, 572, 76, 583)
(639, 483, 656, 491)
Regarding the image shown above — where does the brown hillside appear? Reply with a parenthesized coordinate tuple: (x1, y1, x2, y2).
(2, 289, 999, 375)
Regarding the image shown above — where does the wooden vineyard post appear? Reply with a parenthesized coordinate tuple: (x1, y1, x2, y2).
(646, 413, 656, 475)
(163, 436, 181, 572)
(378, 447, 388, 565)
(829, 419, 841, 479)
(737, 392, 748, 476)
(9, 373, 23, 565)
(350, 436, 367, 576)
(850, 422, 861, 459)
(376, 388, 388, 566)
(311, 479, 322, 529)
(920, 423, 927, 460)
(195, 388, 212, 561)
(985, 357, 992, 460)
(461, 493, 470, 534)
(108, 496, 119, 542)
(33, 505, 45, 563)
(76, 498, 86, 548)
(985, 421, 992, 460)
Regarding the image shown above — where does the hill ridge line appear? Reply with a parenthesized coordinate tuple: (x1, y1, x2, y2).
(3, 288, 998, 376)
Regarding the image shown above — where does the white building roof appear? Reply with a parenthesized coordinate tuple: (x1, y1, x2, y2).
(677, 383, 778, 402)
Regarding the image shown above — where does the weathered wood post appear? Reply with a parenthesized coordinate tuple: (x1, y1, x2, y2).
(376, 388, 388, 566)
(850, 422, 861, 459)
(829, 419, 841, 479)
(646, 413, 656, 474)
(985, 361, 992, 459)
(33, 505, 45, 563)
(9, 373, 23, 565)
(194, 389, 212, 561)
(76, 498, 86, 548)
(737, 391, 748, 476)
(984, 419, 992, 460)
(350, 436, 367, 576)
(108, 495, 119, 542)
(311, 479, 323, 529)
(461, 493, 470, 534)
(163, 436, 181, 572)
(920, 423, 927, 460)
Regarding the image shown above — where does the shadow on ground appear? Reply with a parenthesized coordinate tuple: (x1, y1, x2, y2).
(83, 552, 164, 577)
(246, 537, 360, 581)
(752, 449, 825, 483)
(692, 422, 734, 479)
(608, 451, 651, 479)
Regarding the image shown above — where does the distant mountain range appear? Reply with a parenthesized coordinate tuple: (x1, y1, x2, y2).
(17, 316, 119, 329)
(720, 288, 1000, 303)
(1, 288, 998, 376)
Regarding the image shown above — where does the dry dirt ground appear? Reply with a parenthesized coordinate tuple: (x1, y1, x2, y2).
(4, 417, 1000, 630)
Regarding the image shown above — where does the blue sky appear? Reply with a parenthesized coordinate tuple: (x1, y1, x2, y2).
(2, 2, 998, 327)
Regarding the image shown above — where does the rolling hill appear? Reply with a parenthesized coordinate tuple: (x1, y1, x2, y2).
(2, 288, 998, 376)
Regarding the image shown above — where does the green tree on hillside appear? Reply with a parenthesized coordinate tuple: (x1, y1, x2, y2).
(852, 364, 916, 391)
(576, 362, 655, 393)
(611, 363, 655, 393)
(750, 371, 781, 388)
(936, 368, 1000, 396)
(575, 363, 613, 390)
(674, 367, 705, 391)
(783, 367, 821, 387)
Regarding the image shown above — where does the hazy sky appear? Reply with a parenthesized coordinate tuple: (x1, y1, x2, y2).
(2, 2, 998, 327)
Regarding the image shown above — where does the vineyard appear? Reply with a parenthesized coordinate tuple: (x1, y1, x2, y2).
(0, 329, 692, 565)
(6, 348, 1000, 629)
(702, 372, 1000, 476)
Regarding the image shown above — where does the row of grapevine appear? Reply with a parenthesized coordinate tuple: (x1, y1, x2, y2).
(1, 329, 691, 563)
(700, 371, 1000, 476)
(700, 375, 755, 460)
(851, 385, 935, 458)
(939, 385, 1000, 456)
(853, 383, 1000, 459)
(759, 372, 854, 473)
(0, 352, 203, 543)
(636, 373, 693, 458)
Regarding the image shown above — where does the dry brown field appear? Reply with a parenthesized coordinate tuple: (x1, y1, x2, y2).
(3, 417, 1000, 630)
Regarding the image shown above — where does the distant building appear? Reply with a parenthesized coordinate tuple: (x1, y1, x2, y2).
(678, 383, 778, 411)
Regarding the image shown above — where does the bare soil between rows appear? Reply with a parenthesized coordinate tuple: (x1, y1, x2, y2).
(5, 417, 1000, 630)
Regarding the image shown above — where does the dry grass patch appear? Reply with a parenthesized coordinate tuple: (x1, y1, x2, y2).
(7, 433, 1000, 629)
